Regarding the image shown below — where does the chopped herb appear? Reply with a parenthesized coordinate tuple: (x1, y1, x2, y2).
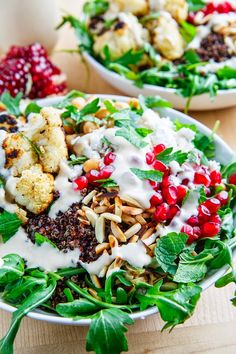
(0, 175, 5, 188)
(101, 136, 112, 147)
(184, 50, 200, 64)
(113, 49, 144, 67)
(0, 210, 22, 243)
(139, 95, 172, 111)
(130, 168, 163, 183)
(103, 100, 118, 114)
(20, 133, 42, 157)
(217, 66, 236, 80)
(24, 102, 41, 116)
(135, 127, 153, 137)
(187, 0, 205, 12)
(115, 126, 148, 149)
(61, 98, 101, 125)
(83, 0, 109, 17)
(180, 21, 197, 43)
(156, 147, 188, 165)
(99, 178, 118, 188)
(34, 232, 58, 248)
(68, 154, 88, 166)
(0, 92, 23, 116)
(54, 90, 87, 109)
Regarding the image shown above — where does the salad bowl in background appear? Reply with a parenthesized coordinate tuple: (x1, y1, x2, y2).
(0, 93, 235, 326)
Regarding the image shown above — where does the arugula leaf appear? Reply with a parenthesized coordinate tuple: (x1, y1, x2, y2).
(217, 66, 236, 80)
(0, 211, 22, 243)
(83, 0, 109, 17)
(24, 102, 41, 116)
(173, 250, 214, 283)
(56, 299, 100, 317)
(0, 254, 25, 286)
(180, 21, 197, 43)
(108, 63, 142, 86)
(215, 270, 236, 288)
(221, 161, 236, 178)
(136, 281, 202, 329)
(155, 232, 188, 274)
(0, 275, 57, 354)
(113, 49, 144, 67)
(68, 154, 88, 166)
(130, 168, 163, 183)
(184, 50, 200, 64)
(139, 95, 172, 111)
(218, 208, 234, 239)
(57, 15, 93, 51)
(105, 270, 126, 303)
(156, 147, 188, 165)
(187, 0, 205, 12)
(86, 308, 134, 354)
(135, 127, 153, 137)
(115, 126, 148, 149)
(0, 92, 23, 116)
(34, 232, 57, 248)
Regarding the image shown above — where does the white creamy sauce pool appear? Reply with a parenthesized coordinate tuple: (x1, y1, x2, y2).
(49, 160, 83, 218)
(0, 129, 8, 178)
(197, 57, 236, 74)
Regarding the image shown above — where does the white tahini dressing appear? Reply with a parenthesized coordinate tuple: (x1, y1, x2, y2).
(49, 160, 82, 218)
(0, 129, 9, 178)
(197, 57, 236, 74)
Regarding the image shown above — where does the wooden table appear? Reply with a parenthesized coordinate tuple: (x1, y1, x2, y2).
(1, 0, 236, 353)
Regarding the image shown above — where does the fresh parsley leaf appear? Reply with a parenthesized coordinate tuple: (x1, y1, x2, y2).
(139, 95, 172, 111)
(0, 254, 25, 285)
(62, 98, 101, 125)
(68, 154, 88, 165)
(86, 308, 134, 354)
(0, 211, 22, 243)
(135, 127, 153, 137)
(0, 92, 23, 116)
(83, 0, 109, 17)
(156, 147, 188, 165)
(180, 21, 197, 43)
(103, 100, 118, 113)
(187, 0, 205, 12)
(79, 97, 101, 117)
(24, 102, 41, 116)
(130, 168, 163, 183)
(115, 126, 148, 149)
(184, 50, 200, 64)
(155, 232, 188, 274)
(136, 281, 202, 329)
(34, 232, 57, 248)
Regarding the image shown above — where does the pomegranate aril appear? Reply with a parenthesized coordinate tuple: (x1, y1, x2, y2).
(202, 198, 221, 213)
(150, 192, 163, 206)
(162, 185, 178, 205)
(209, 214, 221, 225)
(153, 203, 169, 222)
(104, 152, 116, 165)
(153, 160, 167, 172)
(229, 173, 236, 185)
(210, 170, 222, 185)
(74, 176, 88, 190)
(168, 204, 180, 219)
(194, 172, 211, 187)
(153, 144, 165, 155)
(146, 152, 155, 165)
(149, 180, 160, 190)
(98, 165, 114, 179)
(182, 178, 189, 186)
(187, 215, 199, 227)
(216, 191, 229, 206)
(86, 169, 100, 183)
(193, 226, 201, 238)
(177, 185, 188, 203)
(198, 204, 211, 221)
(201, 222, 220, 237)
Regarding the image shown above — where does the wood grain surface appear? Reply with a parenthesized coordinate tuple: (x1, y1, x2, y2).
(1, 0, 236, 353)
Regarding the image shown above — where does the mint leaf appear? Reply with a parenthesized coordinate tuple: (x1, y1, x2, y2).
(86, 308, 134, 354)
(180, 21, 197, 43)
(34, 232, 57, 248)
(187, 0, 205, 12)
(100, 178, 118, 188)
(68, 154, 88, 166)
(136, 281, 202, 329)
(115, 126, 148, 149)
(135, 127, 153, 137)
(24, 102, 41, 116)
(156, 147, 188, 165)
(0, 211, 22, 243)
(155, 232, 188, 274)
(83, 0, 109, 17)
(0, 92, 23, 116)
(130, 168, 163, 183)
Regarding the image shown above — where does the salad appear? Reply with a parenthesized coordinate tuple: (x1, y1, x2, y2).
(59, 0, 236, 108)
(0, 90, 236, 354)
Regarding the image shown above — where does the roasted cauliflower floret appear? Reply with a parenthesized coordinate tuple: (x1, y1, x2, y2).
(150, 0, 188, 23)
(26, 107, 68, 173)
(93, 13, 149, 60)
(13, 165, 54, 214)
(152, 12, 184, 60)
(109, 0, 149, 16)
(2, 133, 38, 176)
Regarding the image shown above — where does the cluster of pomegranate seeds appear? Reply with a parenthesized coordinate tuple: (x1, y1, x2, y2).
(188, 1, 235, 24)
(0, 43, 67, 98)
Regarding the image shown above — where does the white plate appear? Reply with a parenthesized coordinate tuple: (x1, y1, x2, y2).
(0, 94, 235, 326)
(83, 52, 236, 111)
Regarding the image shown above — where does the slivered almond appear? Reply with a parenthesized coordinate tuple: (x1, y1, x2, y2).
(124, 223, 142, 239)
(115, 196, 122, 217)
(96, 242, 110, 254)
(141, 227, 155, 240)
(82, 190, 97, 205)
(108, 234, 118, 248)
(99, 266, 108, 278)
(91, 274, 102, 288)
(111, 221, 126, 242)
(128, 235, 139, 243)
(77, 210, 85, 217)
(95, 216, 105, 243)
(78, 217, 90, 225)
(102, 212, 121, 223)
(121, 206, 143, 215)
(135, 214, 147, 225)
(114, 257, 123, 268)
(122, 214, 137, 225)
(83, 207, 98, 227)
(119, 195, 143, 208)
(94, 206, 108, 213)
